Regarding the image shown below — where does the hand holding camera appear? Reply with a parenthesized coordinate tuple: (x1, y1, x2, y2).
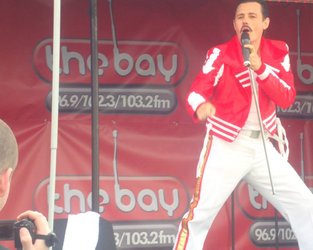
(14, 219, 37, 249)
(16, 211, 57, 250)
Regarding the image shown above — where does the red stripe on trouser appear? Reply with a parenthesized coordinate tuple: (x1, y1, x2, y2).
(174, 135, 213, 250)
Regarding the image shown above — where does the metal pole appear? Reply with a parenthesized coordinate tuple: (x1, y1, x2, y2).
(231, 192, 235, 250)
(48, 0, 61, 231)
(300, 132, 305, 180)
(90, 0, 99, 213)
(247, 66, 278, 248)
(247, 67, 275, 195)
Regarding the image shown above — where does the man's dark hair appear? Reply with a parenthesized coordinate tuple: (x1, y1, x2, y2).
(237, 0, 269, 19)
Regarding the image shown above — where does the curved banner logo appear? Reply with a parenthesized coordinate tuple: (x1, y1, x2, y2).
(236, 182, 301, 247)
(34, 175, 189, 222)
(236, 181, 280, 219)
(33, 39, 188, 86)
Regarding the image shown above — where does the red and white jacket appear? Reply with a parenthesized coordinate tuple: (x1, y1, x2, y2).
(186, 35, 296, 142)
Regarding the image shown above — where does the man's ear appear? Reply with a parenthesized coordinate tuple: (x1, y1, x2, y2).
(263, 17, 270, 31)
(0, 168, 13, 197)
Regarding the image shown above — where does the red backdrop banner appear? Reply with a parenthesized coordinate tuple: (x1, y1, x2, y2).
(0, 1, 312, 249)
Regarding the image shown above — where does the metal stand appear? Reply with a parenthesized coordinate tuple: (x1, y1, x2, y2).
(48, 0, 61, 231)
(247, 67, 275, 195)
(231, 192, 235, 250)
(247, 66, 278, 249)
(90, 0, 100, 213)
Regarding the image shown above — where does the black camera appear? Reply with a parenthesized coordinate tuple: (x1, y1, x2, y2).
(14, 219, 36, 249)
(0, 219, 36, 249)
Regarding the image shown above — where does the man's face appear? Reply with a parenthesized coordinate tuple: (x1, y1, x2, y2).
(233, 2, 270, 47)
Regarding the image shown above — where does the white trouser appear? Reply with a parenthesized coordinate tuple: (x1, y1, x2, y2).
(173, 130, 313, 250)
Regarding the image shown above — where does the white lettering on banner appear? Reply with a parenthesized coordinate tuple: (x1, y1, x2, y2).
(52, 184, 110, 214)
(48, 87, 176, 114)
(250, 221, 297, 247)
(116, 187, 179, 216)
(44, 45, 178, 83)
(297, 58, 313, 85)
(276, 93, 313, 119)
(113, 224, 177, 248)
(49, 183, 179, 217)
(290, 51, 313, 85)
(158, 189, 179, 216)
(248, 184, 268, 210)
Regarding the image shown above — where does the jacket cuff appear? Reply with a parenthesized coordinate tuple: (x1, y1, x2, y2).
(187, 92, 206, 112)
(255, 63, 268, 79)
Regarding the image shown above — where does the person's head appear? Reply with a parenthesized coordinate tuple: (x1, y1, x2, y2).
(233, 0, 270, 49)
(0, 119, 18, 210)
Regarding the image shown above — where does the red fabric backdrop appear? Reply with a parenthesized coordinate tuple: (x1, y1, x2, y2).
(0, 1, 313, 249)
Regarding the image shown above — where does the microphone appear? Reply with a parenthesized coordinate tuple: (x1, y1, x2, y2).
(241, 31, 250, 67)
